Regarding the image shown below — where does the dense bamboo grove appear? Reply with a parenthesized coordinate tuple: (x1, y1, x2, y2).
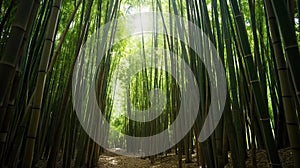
(0, 0, 300, 167)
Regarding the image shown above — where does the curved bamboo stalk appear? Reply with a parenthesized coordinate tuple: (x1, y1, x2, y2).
(47, 0, 83, 72)
(220, 0, 246, 167)
(0, 0, 34, 108)
(22, 0, 62, 167)
(229, 0, 281, 167)
(265, 1, 300, 167)
(271, 0, 300, 107)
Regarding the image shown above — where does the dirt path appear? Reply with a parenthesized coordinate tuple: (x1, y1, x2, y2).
(35, 148, 294, 167)
(98, 153, 199, 168)
(98, 148, 295, 168)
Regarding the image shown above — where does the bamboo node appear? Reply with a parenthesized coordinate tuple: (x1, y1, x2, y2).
(45, 38, 54, 42)
(38, 70, 47, 73)
(0, 62, 15, 68)
(272, 40, 281, 45)
(32, 106, 41, 110)
(11, 24, 26, 32)
(234, 14, 242, 18)
(277, 67, 288, 71)
(27, 136, 37, 140)
(285, 122, 297, 126)
(250, 80, 259, 83)
(285, 45, 298, 50)
(281, 95, 292, 98)
(260, 118, 270, 121)
(267, 16, 276, 20)
(53, 5, 61, 10)
(244, 54, 252, 58)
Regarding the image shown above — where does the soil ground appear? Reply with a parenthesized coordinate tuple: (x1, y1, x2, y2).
(36, 148, 294, 167)
(98, 148, 295, 168)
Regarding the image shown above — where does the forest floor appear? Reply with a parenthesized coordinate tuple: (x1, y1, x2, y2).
(35, 148, 294, 167)
(98, 151, 198, 168)
(98, 148, 295, 168)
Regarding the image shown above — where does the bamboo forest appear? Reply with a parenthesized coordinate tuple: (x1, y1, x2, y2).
(1, 0, 300, 167)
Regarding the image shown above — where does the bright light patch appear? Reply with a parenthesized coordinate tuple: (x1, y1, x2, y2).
(126, 13, 152, 34)
(124, 6, 152, 34)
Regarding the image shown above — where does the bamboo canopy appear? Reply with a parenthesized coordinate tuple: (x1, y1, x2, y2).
(0, 0, 300, 167)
